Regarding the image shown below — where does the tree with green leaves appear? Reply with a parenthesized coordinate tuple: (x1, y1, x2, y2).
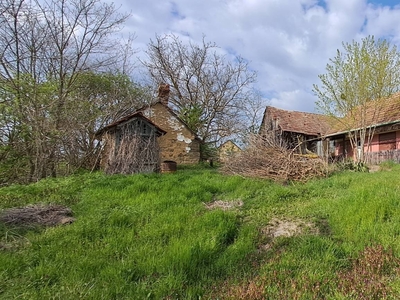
(0, 0, 132, 183)
(313, 35, 400, 162)
(65, 72, 151, 170)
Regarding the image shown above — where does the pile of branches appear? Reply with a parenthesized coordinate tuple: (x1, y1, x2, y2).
(221, 135, 328, 182)
(0, 204, 74, 227)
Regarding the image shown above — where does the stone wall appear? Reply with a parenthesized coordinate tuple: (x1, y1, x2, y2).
(218, 140, 241, 163)
(143, 103, 200, 164)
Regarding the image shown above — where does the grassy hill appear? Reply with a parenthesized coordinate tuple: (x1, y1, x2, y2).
(1, 164, 400, 299)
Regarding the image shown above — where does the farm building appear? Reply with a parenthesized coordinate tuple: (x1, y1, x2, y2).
(96, 84, 201, 174)
(259, 106, 331, 155)
(96, 113, 166, 174)
(325, 93, 400, 164)
(218, 140, 241, 163)
(260, 93, 400, 164)
(137, 84, 201, 165)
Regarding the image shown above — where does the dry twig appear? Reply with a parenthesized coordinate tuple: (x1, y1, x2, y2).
(221, 135, 328, 182)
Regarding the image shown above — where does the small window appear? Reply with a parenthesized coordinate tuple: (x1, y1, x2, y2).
(329, 140, 335, 154)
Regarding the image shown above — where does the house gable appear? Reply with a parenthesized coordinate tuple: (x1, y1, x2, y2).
(218, 140, 241, 162)
(259, 106, 332, 153)
(96, 113, 166, 174)
(141, 102, 200, 164)
(96, 112, 166, 137)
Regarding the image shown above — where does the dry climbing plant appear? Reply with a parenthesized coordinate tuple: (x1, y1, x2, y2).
(103, 129, 160, 175)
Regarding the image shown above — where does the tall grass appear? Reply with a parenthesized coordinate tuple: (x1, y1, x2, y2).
(1, 165, 400, 299)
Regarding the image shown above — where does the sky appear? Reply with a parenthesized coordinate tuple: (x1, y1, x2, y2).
(105, 0, 400, 113)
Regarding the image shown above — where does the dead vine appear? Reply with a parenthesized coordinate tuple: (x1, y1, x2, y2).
(103, 129, 160, 175)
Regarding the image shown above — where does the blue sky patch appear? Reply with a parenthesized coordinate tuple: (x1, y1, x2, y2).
(368, 0, 399, 7)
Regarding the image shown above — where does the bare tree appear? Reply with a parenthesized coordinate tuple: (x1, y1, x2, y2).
(142, 34, 257, 152)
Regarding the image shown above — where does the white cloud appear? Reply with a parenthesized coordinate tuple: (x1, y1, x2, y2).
(107, 0, 400, 113)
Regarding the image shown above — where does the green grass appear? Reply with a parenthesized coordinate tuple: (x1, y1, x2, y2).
(1, 166, 400, 299)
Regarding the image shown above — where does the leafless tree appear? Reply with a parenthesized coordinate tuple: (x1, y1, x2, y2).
(142, 34, 257, 150)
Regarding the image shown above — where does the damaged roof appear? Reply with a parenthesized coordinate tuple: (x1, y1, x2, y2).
(260, 106, 333, 136)
(95, 112, 166, 137)
(261, 92, 400, 139)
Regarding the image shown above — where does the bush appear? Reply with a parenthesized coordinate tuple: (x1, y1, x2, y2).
(379, 160, 397, 170)
(335, 160, 369, 172)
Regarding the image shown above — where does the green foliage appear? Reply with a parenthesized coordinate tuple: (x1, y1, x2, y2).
(0, 71, 148, 184)
(2, 166, 400, 298)
(314, 35, 400, 163)
(0, 0, 131, 183)
(379, 159, 397, 170)
(314, 35, 400, 117)
(199, 142, 218, 161)
(179, 103, 204, 134)
(0, 145, 30, 185)
(335, 160, 369, 172)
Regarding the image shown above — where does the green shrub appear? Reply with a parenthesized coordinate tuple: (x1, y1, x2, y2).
(379, 159, 397, 170)
(335, 160, 369, 172)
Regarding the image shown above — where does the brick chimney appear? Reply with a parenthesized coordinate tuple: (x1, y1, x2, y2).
(158, 83, 170, 106)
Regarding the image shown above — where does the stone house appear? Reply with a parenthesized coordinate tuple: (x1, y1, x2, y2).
(137, 84, 201, 165)
(97, 84, 201, 172)
(218, 140, 241, 163)
(96, 113, 166, 174)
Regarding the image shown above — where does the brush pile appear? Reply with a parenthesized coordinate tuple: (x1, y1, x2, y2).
(0, 204, 75, 227)
(221, 136, 328, 182)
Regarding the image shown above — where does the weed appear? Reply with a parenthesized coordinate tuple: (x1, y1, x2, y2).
(379, 159, 397, 170)
(337, 244, 400, 299)
(335, 160, 369, 172)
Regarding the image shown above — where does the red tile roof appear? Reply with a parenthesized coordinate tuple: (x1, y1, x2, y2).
(261, 106, 332, 136)
(261, 93, 400, 138)
(328, 92, 400, 135)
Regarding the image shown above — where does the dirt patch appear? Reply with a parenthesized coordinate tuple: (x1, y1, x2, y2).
(259, 218, 319, 251)
(204, 200, 243, 211)
(368, 165, 381, 173)
(263, 218, 318, 238)
(0, 204, 75, 227)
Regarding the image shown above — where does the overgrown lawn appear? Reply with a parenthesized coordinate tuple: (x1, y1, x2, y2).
(1, 165, 400, 299)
